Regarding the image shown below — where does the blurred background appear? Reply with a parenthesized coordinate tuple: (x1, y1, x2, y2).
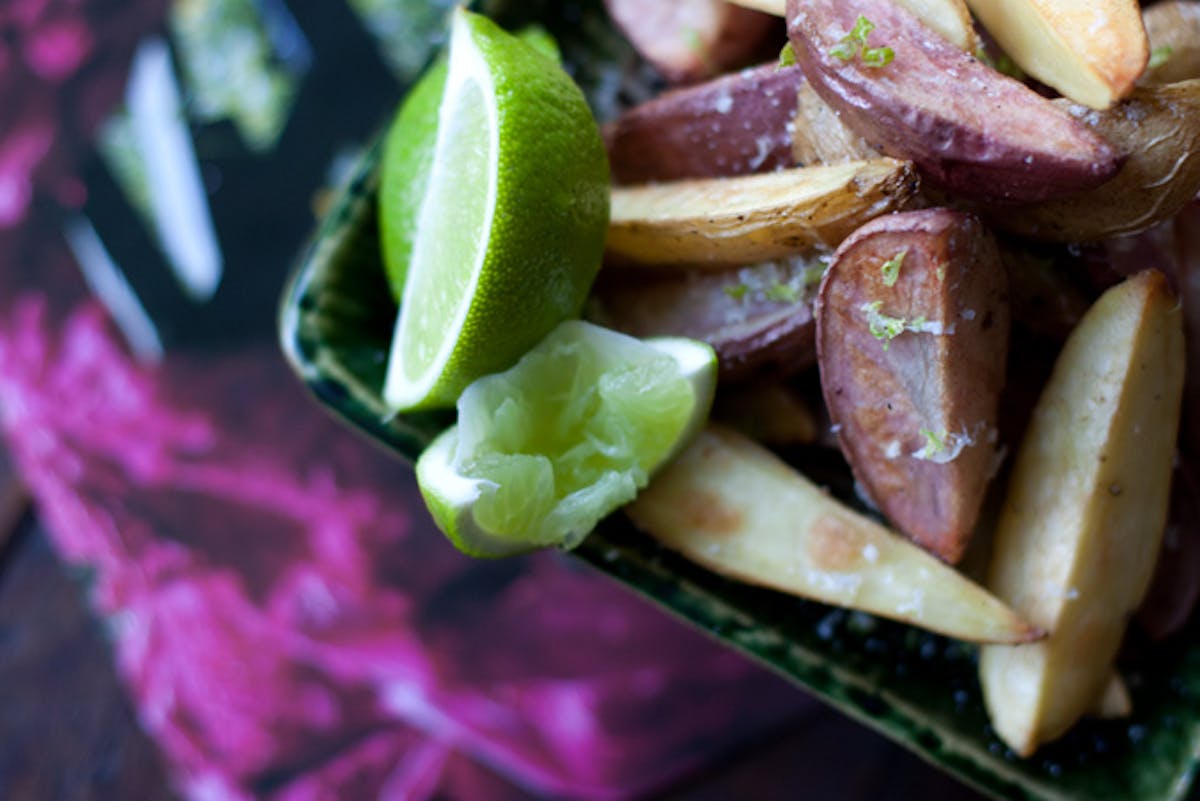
(0, 1, 988, 798)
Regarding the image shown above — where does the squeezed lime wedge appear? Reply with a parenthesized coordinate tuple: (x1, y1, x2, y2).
(417, 321, 717, 557)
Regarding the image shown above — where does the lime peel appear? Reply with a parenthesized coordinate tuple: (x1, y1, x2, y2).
(417, 321, 717, 557)
(380, 9, 610, 412)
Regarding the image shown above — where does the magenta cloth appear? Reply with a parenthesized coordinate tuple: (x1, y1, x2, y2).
(0, 2, 811, 799)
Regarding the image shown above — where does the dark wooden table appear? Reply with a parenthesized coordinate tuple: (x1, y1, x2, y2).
(0, 440, 986, 800)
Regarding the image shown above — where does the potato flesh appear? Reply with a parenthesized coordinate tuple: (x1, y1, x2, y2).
(726, 0, 978, 52)
(627, 425, 1041, 644)
(979, 271, 1185, 756)
(607, 159, 917, 268)
(963, 0, 1148, 110)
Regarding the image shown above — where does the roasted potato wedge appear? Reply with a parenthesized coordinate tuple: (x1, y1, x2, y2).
(1142, 1, 1200, 85)
(785, 0, 1122, 203)
(964, 0, 1148, 109)
(729, 0, 978, 52)
(791, 82, 881, 166)
(607, 159, 918, 268)
(603, 0, 778, 84)
(588, 255, 821, 381)
(604, 63, 804, 184)
(992, 81, 1200, 242)
(979, 270, 1186, 757)
(817, 209, 1010, 564)
(626, 425, 1042, 643)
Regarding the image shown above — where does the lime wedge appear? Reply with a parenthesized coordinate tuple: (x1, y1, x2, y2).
(416, 321, 717, 557)
(379, 9, 610, 412)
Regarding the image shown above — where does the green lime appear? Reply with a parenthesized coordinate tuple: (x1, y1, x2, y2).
(379, 8, 610, 412)
(416, 321, 716, 557)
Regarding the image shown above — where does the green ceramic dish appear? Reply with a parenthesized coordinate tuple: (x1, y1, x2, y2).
(278, 6, 1200, 799)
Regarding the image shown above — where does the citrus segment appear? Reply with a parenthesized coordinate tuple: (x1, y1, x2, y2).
(380, 9, 610, 412)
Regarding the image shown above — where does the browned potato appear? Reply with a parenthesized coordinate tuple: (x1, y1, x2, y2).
(785, 0, 1122, 203)
(1141, 1, 1200, 85)
(604, 63, 804, 184)
(816, 209, 1010, 564)
(607, 159, 918, 268)
(588, 255, 822, 381)
(991, 81, 1200, 241)
(964, 0, 1148, 109)
(979, 270, 1186, 757)
(627, 425, 1042, 643)
(604, 0, 778, 84)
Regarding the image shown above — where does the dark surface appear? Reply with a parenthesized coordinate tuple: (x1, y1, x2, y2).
(0, 518, 176, 801)
(0, 537, 981, 801)
(0, 438, 990, 800)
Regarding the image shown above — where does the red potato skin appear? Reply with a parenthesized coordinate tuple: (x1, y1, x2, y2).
(816, 209, 1010, 563)
(785, 0, 1122, 203)
(604, 64, 806, 184)
(588, 262, 817, 382)
(604, 0, 779, 84)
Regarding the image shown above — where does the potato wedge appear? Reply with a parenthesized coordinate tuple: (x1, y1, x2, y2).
(588, 256, 821, 381)
(791, 82, 881, 166)
(626, 425, 1041, 643)
(728, 0, 978, 52)
(979, 270, 1186, 757)
(604, 63, 804, 184)
(991, 81, 1200, 242)
(964, 0, 1148, 109)
(817, 209, 1010, 564)
(1141, 1, 1200, 85)
(785, 0, 1122, 203)
(607, 159, 918, 268)
(603, 0, 778, 84)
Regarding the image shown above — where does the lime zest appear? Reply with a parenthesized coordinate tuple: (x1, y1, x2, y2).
(778, 42, 798, 70)
(723, 283, 751, 301)
(830, 16, 893, 68)
(1149, 45, 1174, 70)
(881, 249, 907, 287)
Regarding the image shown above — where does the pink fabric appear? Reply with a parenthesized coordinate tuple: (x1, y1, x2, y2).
(0, 264, 806, 799)
(0, 2, 811, 797)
